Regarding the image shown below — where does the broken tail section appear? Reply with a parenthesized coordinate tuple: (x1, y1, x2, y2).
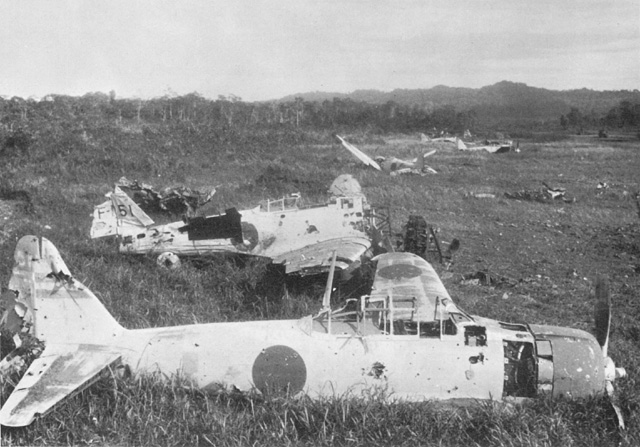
(90, 186, 154, 239)
(9, 235, 124, 345)
(0, 236, 125, 427)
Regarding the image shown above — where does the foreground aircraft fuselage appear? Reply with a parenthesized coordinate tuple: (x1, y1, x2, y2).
(91, 175, 382, 276)
(0, 237, 625, 427)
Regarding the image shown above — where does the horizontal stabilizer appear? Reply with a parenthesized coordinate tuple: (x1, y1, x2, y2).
(90, 199, 117, 239)
(0, 345, 121, 427)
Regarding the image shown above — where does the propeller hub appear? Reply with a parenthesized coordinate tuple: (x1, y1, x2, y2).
(604, 357, 627, 383)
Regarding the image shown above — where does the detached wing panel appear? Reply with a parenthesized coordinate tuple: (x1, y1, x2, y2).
(273, 237, 372, 275)
(337, 135, 382, 171)
(0, 346, 121, 427)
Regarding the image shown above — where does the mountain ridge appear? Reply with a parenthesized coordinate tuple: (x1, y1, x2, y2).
(278, 81, 640, 119)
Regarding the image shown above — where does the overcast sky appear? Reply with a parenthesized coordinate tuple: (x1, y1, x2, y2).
(1, 0, 638, 101)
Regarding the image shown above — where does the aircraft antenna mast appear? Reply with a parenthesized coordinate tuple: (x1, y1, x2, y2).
(322, 251, 338, 311)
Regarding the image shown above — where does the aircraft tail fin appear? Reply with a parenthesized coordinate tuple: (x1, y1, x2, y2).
(456, 138, 468, 151)
(110, 186, 154, 229)
(0, 236, 126, 426)
(8, 236, 124, 345)
(90, 186, 154, 239)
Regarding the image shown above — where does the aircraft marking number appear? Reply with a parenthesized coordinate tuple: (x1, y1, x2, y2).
(117, 204, 132, 217)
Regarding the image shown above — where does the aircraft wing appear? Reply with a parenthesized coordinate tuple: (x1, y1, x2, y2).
(369, 252, 461, 322)
(336, 135, 382, 171)
(0, 345, 121, 427)
(273, 237, 372, 275)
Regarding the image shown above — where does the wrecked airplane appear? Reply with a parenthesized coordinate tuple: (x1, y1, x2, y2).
(456, 138, 513, 154)
(0, 236, 627, 427)
(337, 136, 437, 176)
(91, 174, 388, 276)
(420, 133, 457, 144)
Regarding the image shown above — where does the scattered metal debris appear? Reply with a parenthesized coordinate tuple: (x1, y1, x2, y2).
(466, 192, 496, 199)
(116, 177, 216, 217)
(461, 271, 517, 288)
(505, 182, 575, 203)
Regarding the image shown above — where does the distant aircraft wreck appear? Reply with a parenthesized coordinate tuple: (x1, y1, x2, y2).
(420, 133, 457, 144)
(0, 236, 626, 427)
(337, 135, 437, 175)
(456, 138, 515, 154)
(91, 174, 389, 277)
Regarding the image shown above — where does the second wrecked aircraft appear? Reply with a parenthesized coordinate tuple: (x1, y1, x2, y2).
(91, 175, 390, 277)
(337, 135, 437, 176)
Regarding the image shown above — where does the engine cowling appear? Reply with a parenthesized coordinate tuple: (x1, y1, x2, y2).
(529, 324, 609, 398)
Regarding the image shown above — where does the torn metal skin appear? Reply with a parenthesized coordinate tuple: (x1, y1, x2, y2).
(0, 236, 627, 427)
(115, 176, 216, 217)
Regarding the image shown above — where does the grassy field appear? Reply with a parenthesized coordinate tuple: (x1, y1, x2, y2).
(1, 122, 639, 446)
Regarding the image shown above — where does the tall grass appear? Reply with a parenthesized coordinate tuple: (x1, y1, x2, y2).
(1, 119, 639, 445)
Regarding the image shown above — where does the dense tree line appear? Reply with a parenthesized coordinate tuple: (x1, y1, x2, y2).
(560, 100, 640, 132)
(1, 91, 638, 156)
(0, 92, 480, 139)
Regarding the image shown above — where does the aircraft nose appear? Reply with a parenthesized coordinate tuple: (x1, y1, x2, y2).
(604, 356, 626, 383)
(529, 324, 607, 398)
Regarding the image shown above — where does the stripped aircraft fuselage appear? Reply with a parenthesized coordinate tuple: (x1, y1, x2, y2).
(119, 195, 373, 275)
(0, 237, 625, 426)
(91, 175, 384, 275)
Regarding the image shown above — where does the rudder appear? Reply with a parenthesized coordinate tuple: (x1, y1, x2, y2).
(8, 236, 124, 346)
(90, 186, 154, 239)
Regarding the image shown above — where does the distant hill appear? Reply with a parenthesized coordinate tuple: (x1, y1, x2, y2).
(279, 81, 640, 124)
